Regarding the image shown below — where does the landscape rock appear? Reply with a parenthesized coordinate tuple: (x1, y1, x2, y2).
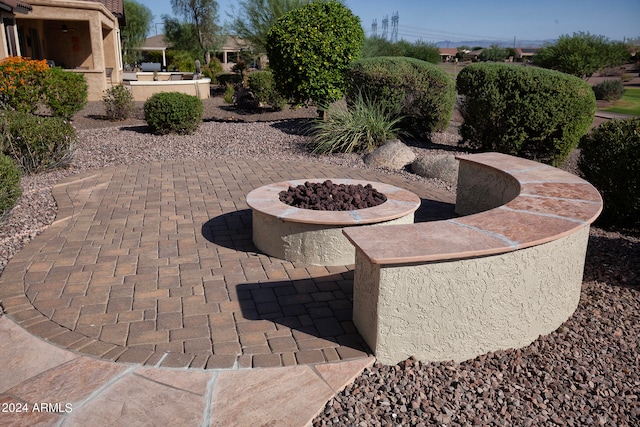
(234, 88, 259, 109)
(363, 140, 416, 170)
(411, 154, 459, 186)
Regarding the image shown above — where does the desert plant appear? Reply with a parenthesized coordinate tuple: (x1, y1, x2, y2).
(223, 83, 235, 104)
(592, 79, 626, 101)
(578, 118, 640, 229)
(103, 84, 136, 121)
(266, 1, 364, 110)
(457, 63, 595, 166)
(311, 91, 403, 154)
(0, 153, 22, 214)
(0, 56, 48, 113)
(143, 92, 203, 135)
(247, 70, 286, 110)
(42, 67, 88, 119)
(0, 110, 76, 174)
(346, 56, 456, 137)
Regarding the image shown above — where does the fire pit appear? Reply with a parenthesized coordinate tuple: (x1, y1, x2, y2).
(246, 179, 421, 266)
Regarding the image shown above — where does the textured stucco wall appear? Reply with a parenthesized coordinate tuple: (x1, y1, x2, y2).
(455, 161, 520, 216)
(353, 225, 590, 365)
(253, 210, 414, 266)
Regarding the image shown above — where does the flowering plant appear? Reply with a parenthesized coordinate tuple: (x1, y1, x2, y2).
(0, 56, 49, 113)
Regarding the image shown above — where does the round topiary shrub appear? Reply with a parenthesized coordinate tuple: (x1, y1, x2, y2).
(578, 118, 640, 229)
(143, 92, 203, 135)
(267, 1, 364, 109)
(457, 63, 595, 167)
(0, 153, 22, 214)
(592, 79, 626, 101)
(43, 67, 88, 119)
(345, 57, 456, 137)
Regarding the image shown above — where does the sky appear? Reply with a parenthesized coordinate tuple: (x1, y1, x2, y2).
(136, 0, 639, 45)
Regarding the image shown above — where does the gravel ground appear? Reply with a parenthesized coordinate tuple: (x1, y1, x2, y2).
(1, 98, 639, 425)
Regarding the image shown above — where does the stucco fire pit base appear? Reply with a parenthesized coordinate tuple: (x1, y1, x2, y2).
(246, 179, 421, 266)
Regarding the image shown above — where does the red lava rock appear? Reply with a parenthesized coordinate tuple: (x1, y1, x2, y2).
(279, 180, 387, 211)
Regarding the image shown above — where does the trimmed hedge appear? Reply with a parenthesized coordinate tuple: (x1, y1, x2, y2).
(345, 57, 456, 137)
(579, 118, 640, 229)
(456, 63, 595, 167)
(143, 92, 203, 135)
(43, 67, 88, 119)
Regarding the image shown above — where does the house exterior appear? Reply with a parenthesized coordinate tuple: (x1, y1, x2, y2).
(515, 47, 541, 62)
(1, 0, 125, 101)
(438, 48, 458, 62)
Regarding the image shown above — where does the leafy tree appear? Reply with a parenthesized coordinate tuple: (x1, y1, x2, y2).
(162, 16, 199, 54)
(170, 0, 221, 63)
(534, 32, 628, 79)
(479, 44, 508, 62)
(404, 40, 440, 63)
(229, 0, 323, 54)
(122, 0, 153, 65)
(266, 1, 364, 112)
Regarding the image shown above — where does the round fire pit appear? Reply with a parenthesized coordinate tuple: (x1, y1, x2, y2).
(246, 179, 421, 266)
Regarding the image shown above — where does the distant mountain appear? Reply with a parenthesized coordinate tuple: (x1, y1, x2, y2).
(434, 39, 555, 48)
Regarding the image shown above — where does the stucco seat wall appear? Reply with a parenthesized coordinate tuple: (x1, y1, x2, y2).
(344, 152, 603, 365)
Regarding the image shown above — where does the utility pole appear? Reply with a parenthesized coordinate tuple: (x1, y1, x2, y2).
(372, 19, 377, 37)
(391, 12, 399, 43)
(381, 15, 388, 40)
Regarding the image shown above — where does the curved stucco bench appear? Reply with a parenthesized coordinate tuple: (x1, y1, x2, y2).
(343, 152, 602, 365)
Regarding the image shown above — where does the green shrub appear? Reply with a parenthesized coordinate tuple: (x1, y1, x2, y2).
(346, 57, 456, 137)
(247, 71, 286, 110)
(267, 1, 364, 108)
(143, 92, 203, 135)
(578, 118, 640, 229)
(311, 91, 403, 154)
(457, 63, 595, 166)
(223, 83, 235, 104)
(0, 153, 22, 214)
(0, 56, 49, 113)
(103, 84, 135, 121)
(592, 79, 626, 101)
(42, 67, 88, 119)
(216, 73, 243, 86)
(202, 59, 224, 83)
(0, 110, 76, 174)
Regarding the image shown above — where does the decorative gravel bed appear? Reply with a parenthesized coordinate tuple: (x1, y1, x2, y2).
(1, 101, 638, 425)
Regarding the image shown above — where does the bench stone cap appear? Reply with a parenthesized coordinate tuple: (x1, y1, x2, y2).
(343, 153, 603, 265)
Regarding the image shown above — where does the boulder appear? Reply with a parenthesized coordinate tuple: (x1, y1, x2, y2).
(234, 88, 259, 109)
(364, 140, 416, 170)
(411, 154, 459, 186)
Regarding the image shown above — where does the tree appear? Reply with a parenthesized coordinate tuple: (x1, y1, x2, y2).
(170, 0, 221, 63)
(534, 32, 628, 79)
(121, 0, 153, 65)
(229, 0, 321, 54)
(479, 44, 508, 62)
(266, 1, 364, 113)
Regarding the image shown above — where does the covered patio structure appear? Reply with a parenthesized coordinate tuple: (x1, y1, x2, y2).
(2, 0, 125, 100)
